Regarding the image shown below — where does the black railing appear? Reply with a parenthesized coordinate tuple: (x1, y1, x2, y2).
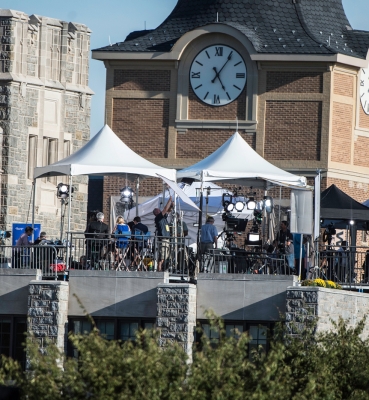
(200, 249, 288, 275)
(66, 232, 192, 278)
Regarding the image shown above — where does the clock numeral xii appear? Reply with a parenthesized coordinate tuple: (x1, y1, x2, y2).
(215, 47, 223, 56)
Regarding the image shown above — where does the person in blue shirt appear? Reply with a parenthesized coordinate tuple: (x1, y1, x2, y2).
(200, 216, 218, 255)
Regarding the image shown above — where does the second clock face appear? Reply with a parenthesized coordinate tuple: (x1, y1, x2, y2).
(360, 67, 369, 115)
(189, 44, 247, 107)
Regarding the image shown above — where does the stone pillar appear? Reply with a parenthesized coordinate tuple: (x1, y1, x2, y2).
(27, 281, 69, 356)
(156, 283, 196, 361)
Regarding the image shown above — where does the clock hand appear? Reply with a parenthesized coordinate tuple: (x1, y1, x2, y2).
(211, 67, 226, 91)
(217, 51, 233, 76)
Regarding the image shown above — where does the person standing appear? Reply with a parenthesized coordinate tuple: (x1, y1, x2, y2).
(200, 216, 218, 255)
(276, 221, 295, 273)
(153, 196, 174, 272)
(84, 212, 109, 268)
(13, 226, 33, 268)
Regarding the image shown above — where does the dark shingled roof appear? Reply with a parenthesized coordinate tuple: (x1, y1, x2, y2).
(93, 0, 369, 59)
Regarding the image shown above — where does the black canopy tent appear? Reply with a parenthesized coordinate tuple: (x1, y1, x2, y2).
(321, 185, 369, 227)
(320, 185, 369, 246)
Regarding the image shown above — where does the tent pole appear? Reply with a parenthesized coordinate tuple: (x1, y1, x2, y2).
(66, 175, 73, 269)
(197, 172, 204, 257)
(31, 179, 36, 242)
(136, 176, 139, 217)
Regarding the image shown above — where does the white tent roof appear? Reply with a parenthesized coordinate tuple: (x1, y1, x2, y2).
(177, 132, 306, 189)
(33, 125, 176, 181)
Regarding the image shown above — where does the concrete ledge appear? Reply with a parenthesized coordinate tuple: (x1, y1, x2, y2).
(69, 270, 165, 279)
(198, 273, 296, 282)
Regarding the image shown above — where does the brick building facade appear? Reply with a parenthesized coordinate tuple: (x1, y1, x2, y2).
(0, 9, 92, 237)
(92, 0, 369, 230)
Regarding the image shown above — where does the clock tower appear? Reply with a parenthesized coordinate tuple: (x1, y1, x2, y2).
(93, 0, 369, 227)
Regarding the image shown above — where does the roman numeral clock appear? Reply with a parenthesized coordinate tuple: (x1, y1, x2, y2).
(360, 67, 369, 115)
(189, 45, 247, 106)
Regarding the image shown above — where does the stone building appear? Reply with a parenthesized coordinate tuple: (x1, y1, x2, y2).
(0, 9, 92, 237)
(92, 0, 369, 228)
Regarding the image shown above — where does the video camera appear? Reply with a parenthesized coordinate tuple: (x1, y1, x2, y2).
(0, 230, 11, 240)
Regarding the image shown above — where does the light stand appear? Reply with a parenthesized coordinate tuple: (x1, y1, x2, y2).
(56, 183, 73, 241)
(119, 186, 134, 219)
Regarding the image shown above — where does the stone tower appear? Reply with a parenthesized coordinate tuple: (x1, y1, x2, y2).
(0, 9, 93, 237)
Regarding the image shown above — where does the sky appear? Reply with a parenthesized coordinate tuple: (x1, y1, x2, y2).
(2, 0, 368, 136)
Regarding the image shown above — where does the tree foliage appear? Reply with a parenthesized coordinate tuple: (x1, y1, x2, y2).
(1, 314, 369, 399)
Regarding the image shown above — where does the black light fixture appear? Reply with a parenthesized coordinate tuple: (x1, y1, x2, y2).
(222, 193, 233, 207)
(57, 183, 73, 199)
(263, 196, 273, 213)
(120, 186, 134, 207)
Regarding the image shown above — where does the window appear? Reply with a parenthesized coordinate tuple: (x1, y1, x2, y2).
(119, 322, 139, 341)
(73, 320, 92, 335)
(225, 324, 243, 339)
(97, 320, 115, 340)
(0, 316, 27, 369)
(249, 325, 268, 354)
(42, 138, 58, 184)
(0, 318, 11, 357)
(27, 135, 38, 180)
(13, 318, 27, 370)
(201, 323, 220, 344)
(63, 140, 70, 158)
(68, 318, 155, 356)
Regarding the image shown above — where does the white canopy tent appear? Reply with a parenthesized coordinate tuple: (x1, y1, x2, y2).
(31, 125, 178, 264)
(34, 125, 176, 181)
(177, 131, 307, 188)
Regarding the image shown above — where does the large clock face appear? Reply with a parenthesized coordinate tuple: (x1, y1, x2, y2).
(189, 45, 247, 107)
(360, 67, 369, 115)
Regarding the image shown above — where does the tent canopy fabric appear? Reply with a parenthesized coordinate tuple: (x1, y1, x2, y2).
(33, 125, 176, 181)
(177, 132, 307, 189)
(321, 184, 369, 221)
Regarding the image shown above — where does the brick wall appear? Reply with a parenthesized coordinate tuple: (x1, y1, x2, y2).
(264, 101, 322, 161)
(188, 87, 246, 120)
(177, 130, 255, 159)
(114, 70, 171, 91)
(333, 73, 354, 97)
(112, 98, 169, 158)
(331, 102, 352, 164)
(266, 71, 323, 93)
(359, 107, 369, 130)
(354, 136, 369, 168)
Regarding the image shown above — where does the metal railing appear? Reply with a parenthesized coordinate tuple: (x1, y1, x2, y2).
(200, 249, 288, 275)
(0, 245, 60, 278)
(310, 246, 369, 287)
(66, 232, 192, 278)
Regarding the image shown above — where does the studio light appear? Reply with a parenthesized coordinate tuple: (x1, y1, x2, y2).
(246, 197, 256, 210)
(120, 186, 134, 206)
(349, 220, 355, 225)
(235, 201, 245, 212)
(56, 183, 72, 199)
(248, 232, 260, 242)
(263, 196, 273, 213)
(226, 203, 234, 212)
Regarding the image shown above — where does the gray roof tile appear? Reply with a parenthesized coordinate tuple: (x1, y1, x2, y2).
(93, 0, 369, 59)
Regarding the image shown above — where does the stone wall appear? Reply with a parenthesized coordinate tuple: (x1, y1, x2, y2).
(157, 283, 196, 360)
(28, 281, 69, 355)
(0, 10, 92, 237)
(286, 287, 369, 339)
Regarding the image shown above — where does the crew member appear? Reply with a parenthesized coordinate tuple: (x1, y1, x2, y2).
(200, 216, 218, 255)
(153, 196, 174, 271)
